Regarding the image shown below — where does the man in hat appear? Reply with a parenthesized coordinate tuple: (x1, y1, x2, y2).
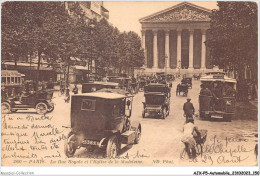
(183, 97, 195, 123)
(200, 84, 212, 96)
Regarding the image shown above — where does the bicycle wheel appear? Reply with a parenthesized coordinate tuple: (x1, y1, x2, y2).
(196, 143, 203, 157)
(180, 148, 186, 159)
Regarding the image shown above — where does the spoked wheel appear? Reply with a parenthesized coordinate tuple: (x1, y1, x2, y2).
(167, 106, 170, 116)
(35, 102, 48, 115)
(64, 132, 77, 158)
(180, 148, 188, 160)
(142, 110, 146, 118)
(106, 135, 120, 158)
(223, 114, 232, 122)
(47, 104, 54, 112)
(134, 127, 141, 144)
(1, 102, 11, 114)
(196, 143, 203, 157)
(162, 108, 167, 119)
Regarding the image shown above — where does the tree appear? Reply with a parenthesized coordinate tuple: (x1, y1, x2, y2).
(206, 2, 257, 101)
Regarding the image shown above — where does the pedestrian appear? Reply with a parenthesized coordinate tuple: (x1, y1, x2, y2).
(183, 97, 195, 123)
(72, 84, 78, 94)
(200, 84, 212, 96)
(64, 88, 70, 103)
(181, 118, 201, 159)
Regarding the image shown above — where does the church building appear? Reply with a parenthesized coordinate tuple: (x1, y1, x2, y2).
(139, 2, 213, 74)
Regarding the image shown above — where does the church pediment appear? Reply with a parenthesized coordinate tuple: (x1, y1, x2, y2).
(140, 2, 211, 23)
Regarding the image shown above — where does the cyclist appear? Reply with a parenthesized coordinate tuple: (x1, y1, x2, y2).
(181, 118, 201, 159)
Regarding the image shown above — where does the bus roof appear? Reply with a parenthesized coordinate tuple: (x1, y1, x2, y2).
(83, 81, 119, 86)
(72, 92, 127, 99)
(200, 74, 236, 83)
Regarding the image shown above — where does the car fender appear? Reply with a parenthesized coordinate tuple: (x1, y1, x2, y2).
(35, 99, 48, 107)
(130, 121, 141, 132)
(2, 99, 14, 107)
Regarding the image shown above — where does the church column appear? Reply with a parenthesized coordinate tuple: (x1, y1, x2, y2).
(177, 29, 182, 68)
(141, 30, 147, 66)
(152, 30, 158, 69)
(189, 29, 194, 70)
(165, 30, 170, 68)
(201, 29, 206, 70)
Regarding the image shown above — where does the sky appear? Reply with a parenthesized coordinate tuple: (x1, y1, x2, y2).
(103, 1, 218, 36)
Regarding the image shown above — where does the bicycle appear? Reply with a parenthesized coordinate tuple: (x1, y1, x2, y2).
(180, 129, 207, 160)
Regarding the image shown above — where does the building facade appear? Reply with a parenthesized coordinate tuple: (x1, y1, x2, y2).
(140, 2, 213, 74)
(66, 1, 109, 21)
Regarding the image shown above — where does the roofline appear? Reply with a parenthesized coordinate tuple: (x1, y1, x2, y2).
(139, 2, 211, 22)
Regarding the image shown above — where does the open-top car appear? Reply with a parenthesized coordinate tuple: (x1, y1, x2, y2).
(1, 80, 54, 114)
(199, 72, 237, 121)
(142, 83, 170, 119)
(64, 89, 141, 158)
(82, 81, 119, 93)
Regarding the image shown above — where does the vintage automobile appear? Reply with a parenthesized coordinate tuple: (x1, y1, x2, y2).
(1, 80, 54, 114)
(139, 78, 146, 91)
(176, 83, 189, 97)
(82, 81, 119, 93)
(64, 90, 141, 158)
(142, 83, 170, 119)
(182, 74, 193, 88)
(199, 72, 237, 121)
(108, 77, 131, 91)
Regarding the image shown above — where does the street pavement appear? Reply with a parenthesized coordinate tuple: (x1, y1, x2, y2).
(1, 79, 258, 166)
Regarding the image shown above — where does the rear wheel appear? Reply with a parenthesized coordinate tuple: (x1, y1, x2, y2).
(142, 110, 146, 118)
(134, 127, 141, 144)
(1, 102, 11, 114)
(162, 108, 167, 119)
(223, 114, 232, 122)
(64, 132, 77, 158)
(47, 104, 54, 112)
(106, 135, 119, 158)
(36, 102, 48, 115)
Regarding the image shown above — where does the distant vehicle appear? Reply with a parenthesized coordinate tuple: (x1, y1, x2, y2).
(64, 90, 141, 158)
(176, 83, 189, 97)
(142, 83, 170, 119)
(1, 80, 54, 114)
(139, 78, 146, 91)
(108, 77, 131, 91)
(199, 72, 237, 121)
(82, 81, 119, 93)
(182, 74, 193, 88)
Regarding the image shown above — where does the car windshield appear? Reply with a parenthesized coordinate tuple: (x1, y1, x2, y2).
(145, 94, 165, 105)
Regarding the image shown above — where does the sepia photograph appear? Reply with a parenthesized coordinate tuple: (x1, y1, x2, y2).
(1, 0, 259, 175)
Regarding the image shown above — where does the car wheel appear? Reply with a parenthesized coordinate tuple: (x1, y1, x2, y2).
(35, 102, 48, 115)
(142, 110, 145, 118)
(106, 135, 119, 159)
(48, 104, 54, 112)
(162, 108, 167, 119)
(134, 126, 141, 144)
(1, 102, 11, 114)
(64, 132, 77, 158)
(223, 114, 232, 122)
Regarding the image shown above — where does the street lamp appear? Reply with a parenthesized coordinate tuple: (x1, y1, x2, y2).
(178, 60, 182, 78)
(165, 55, 168, 74)
(89, 22, 95, 79)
